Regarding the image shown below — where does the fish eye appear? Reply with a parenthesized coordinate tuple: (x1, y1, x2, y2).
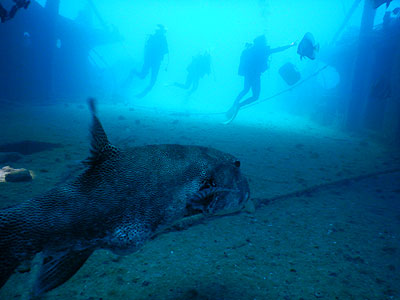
(234, 160, 240, 168)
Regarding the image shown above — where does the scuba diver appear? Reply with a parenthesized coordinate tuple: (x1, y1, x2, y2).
(173, 51, 211, 95)
(224, 35, 296, 124)
(126, 24, 169, 98)
(0, 0, 30, 23)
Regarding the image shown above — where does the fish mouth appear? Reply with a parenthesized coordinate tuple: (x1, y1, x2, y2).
(185, 176, 250, 218)
(163, 178, 250, 234)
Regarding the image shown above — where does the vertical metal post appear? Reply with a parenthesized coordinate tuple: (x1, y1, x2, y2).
(346, 0, 376, 130)
(42, 0, 60, 102)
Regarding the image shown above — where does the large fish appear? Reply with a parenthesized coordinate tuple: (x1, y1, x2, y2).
(297, 32, 319, 60)
(0, 99, 250, 297)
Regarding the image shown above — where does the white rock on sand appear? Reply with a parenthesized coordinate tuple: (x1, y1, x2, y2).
(0, 166, 33, 183)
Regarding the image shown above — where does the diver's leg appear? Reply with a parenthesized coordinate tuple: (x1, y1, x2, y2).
(126, 59, 150, 87)
(138, 60, 151, 79)
(224, 77, 251, 123)
(174, 73, 193, 89)
(238, 75, 260, 108)
(148, 62, 161, 90)
(188, 77, 199, 95)
(235, 76, 251, 105)
(136, 62, 161, 98)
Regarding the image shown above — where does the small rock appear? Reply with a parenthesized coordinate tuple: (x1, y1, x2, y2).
(118, 115, 126, 121)
(141, 280, 150, 286)
(314, 291, 324, 298)
(4, 168, 32, 182)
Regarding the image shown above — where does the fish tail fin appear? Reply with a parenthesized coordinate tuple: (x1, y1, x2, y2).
(315, 43, 320, 52)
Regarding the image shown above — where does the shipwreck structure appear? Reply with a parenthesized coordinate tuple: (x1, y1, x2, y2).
(0, 0, 121, 103)
(318, 0, 400, 144)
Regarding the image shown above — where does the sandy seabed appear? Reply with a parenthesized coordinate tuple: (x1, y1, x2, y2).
(0, 101, 399, 300)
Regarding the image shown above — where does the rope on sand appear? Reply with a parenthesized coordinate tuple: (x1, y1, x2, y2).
(159, 167, 400, 233)
(254, 167, 400, 207)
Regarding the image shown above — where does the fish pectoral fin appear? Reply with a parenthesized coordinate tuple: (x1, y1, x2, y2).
(32, 248, 93, 297)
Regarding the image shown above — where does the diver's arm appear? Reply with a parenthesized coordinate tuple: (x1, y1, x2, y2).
(269, 41, 296, 54)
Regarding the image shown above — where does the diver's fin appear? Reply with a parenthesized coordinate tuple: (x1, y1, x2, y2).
(85, 98, 119, 165)
(222, 104, 240, 125)
(32, 248, 93, 297)
(135, 89, 150, 99)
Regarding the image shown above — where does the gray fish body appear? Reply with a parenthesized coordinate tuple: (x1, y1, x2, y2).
(0, 100, 250, 297)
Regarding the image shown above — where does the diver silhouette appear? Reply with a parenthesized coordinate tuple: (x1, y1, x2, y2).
(224, 35, 295, 124)
(127, 24, 169, 98)
(173, 51, 211, 96)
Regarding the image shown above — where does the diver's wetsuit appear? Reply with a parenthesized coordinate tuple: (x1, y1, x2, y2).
(225, 37, 294, 123)
(236, 44, 293, 108)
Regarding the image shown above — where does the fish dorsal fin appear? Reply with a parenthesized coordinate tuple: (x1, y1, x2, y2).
(85, 98, 119, 165)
